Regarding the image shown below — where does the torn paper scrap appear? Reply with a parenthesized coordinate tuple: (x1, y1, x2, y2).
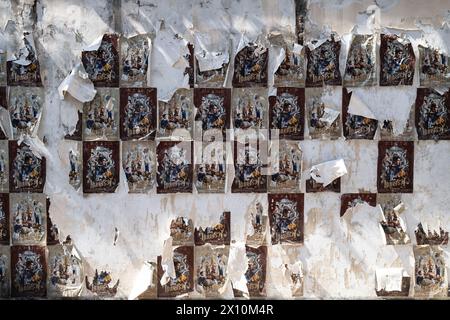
(375, 268, 406, 292)
(58, 63, 97, 103)
(159, 237, 175, 286)
(194, 32, 229, 72)
(310, 159, 348, 187)
(83, 35, 104, 52)
(318, 108, 340, 126)
(221, 242, 249, 296)
(0, 107, 13, 139)
(347, 90, 377, 119)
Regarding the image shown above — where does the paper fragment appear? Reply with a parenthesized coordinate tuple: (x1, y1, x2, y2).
(310, 159, 347, 187)
(58, 63, 97, 103)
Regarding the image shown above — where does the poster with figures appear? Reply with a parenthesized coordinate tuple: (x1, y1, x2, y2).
(379, 34, 415, 86)
(306, 88, 341, 139)
(158, 89, 193, 140)
(246, 201, 268, 246)
(344, 34, 377, 87)
(82, 141, 120, 193)
(11, 245, 47, 297)
(157, 246, 194, 298)
(418, 45, 450, 87)
(122, 141, 156, 193)
(10, 193, 46, 245)
(9, 140, 46, 193)
(305, 37, 342, 87)
(0, 246, 9, 298)
(170, 216, 194, 246)
(82, 34, 119, 87)
(378, 194, 410, 245)
(156, 141, 193, 194)
(194, 140, 226, 193)
(414, 245, 447, 298)
(195, 245, 229, 298)
(232, 88, 268, 137)
(83, 88, 119, 141)
(269, 87, 305, 140)
(0, 193, 9, 245)
(0, 140, 8, 192)
(120, 35, 150, 87)
(47, 243, 84, 298)
(377, 141, 414, 193)
(194, 211, 230, 246)
(234, 246, 267, 298)
(9, 87, 44, 139)
(268, 140, 302, 193)
(194, 88, 230, 141)
(268, 193, 304, 245)
(68, 143, 82, 191)
(232, 140, 267, 193)
(274, 40, 305, 87)
(232, 43, 268, 88)
(195, 56, 228, 88)
(415, 88, 450, 140)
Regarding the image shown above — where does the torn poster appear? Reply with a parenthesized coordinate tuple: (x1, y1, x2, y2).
(232, 88, 268, 138)
(158, 88, 193, 140)
(234, 246, 267, 298)
(195, 245, 229, 298)
(375, 268, 410, 297)
(81, 34, 119, 87)
(246, 201, 268, 247)
(268, 193, 304, 245)
(195, 211, 230, 246)
(415, 88, 450, 140)
(58, 63, 97, 103)
(156, 141, 193, 194)
(46, 199, 60, 245)
(9, 140, 46, 193)
(83, 88, 119, 141)
(340, 193, 377, 217)
(344, 34, 376, 87)
(232, 36, 268, 88)
(379, 34, 415, 86)
(170, 217, 194, 246)
(378, 194, 410, 245)
(10, 193, 46, 245)
(47, 243, 84, 298)
(310, 158, 347, 187)
(194, 88, 230, 141)
(269, 87, 305, 140)
(120, 34, 151, 87)
(7, 32, 42, 87)
(414, 245, 447, 298)
(0, 140, 8, 192)
(64, 111, 82, 141)
(415, 223, 449, 246)
(377, 141, 414, 193)
(418, 45, 450, 87)
(342, 88, 378, 140)
(285, 261, 304, 297)
(122, 141, 156, 193)
(119, 87, 157, 140)
(9, 86, 44, 139)
(232, 140, 267, 193)
(82, 141, 120, 193)
(268, 140, 302, 193)
(11, 245, 47, 298)
(86, 269, 120, 297)
(306, 87, 341, 139)
(0, 48, 6, 86)
(273, 36, 305, 87)
(305, 35, 342, 87)
(68, 145, 82, 191)
(0, 192, 9, 244)
(0, 246, 9, 298)
(194, 140, 226, 193)
(157, 246, 194, 298)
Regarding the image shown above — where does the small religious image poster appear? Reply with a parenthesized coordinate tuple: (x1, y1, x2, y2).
(85, 269, 120, 297)
(0, 246, 10, 297)
(340, 193, 377, 217)
(0, 140, 9, 192)
(378, 194, 410, 245)
(10, 193, 46, 245)
(158, 89, 193, 140)
(305, 36, 342, 87)
(195, 50, 228, 88)
(194, 140, 226, 193)
(415, 223, 449, 246)
(194, 211, 230, 246)
(194, 88, 230, 140)
(9, 87, 44, 139)
(82, 34, 119, 87)
(343, 34, 377, 87)
(246, 201, 268, 247)
(83, 88, 119, 141)
(232, 140, 267, 193)
(157, 246, 194, 298)
(414, 245, 447, 298)
(268, 193, 304, 245)
(234, 245, 267, 298)
(195, 245, 229, 298)
(68, 144, 82, 191)
(268, 140, 302, 193)
(120, 34, 150, 87)
(170, 216, 194, 246)
(9, 140, 46, 193)
(0, 193, 9, 245)
(379, 34, 415, 86)
(120, 87, 157, 140)
(273, 40, 305, 87)
(269, 87, 305, 140)
(7, 33, 42, 87)
(342, 88, 378, 139)
(415, 88, 450, 140)
(82, 141, 120, 193)
(11, 245, 47, 298)
(232, 88, 268, 137)
(232, 42, 268, 88)
(122, 141, 156, 193)
(156, 141, 193, 194)
(306, 88, 341, 139)
(377, 141, 414, 193)
(418, 45, 450, 87)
